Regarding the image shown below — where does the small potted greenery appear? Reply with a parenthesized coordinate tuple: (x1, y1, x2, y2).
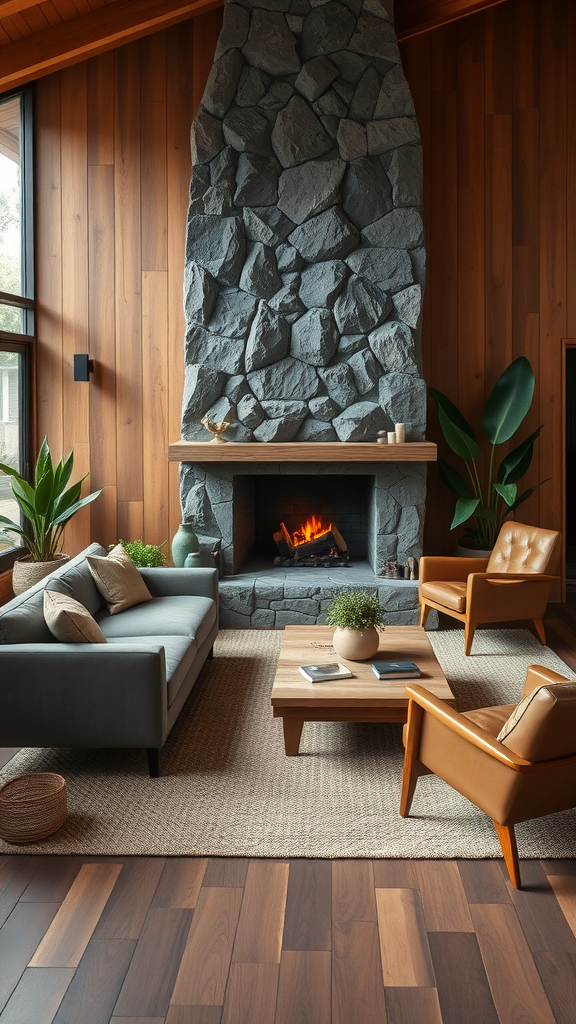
(0, 438, 102, 594)
(111, 539, 167, 567)
(326, 590, 385, 661)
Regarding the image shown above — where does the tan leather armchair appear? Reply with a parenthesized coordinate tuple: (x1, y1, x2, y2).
(419, 522, 561, 654)
(400, 665, 576, 888)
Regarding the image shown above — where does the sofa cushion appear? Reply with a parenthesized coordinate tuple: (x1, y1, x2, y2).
(88, 544, 152, 615)
(0, 589, 55, 645)
(97, 595, 216, 648)
(44, 560, 103, 616)
(44, 587, 107, 644)
(105, 634, 199, 706)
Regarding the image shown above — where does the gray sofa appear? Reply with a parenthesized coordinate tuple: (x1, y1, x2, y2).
(0, 543, 219, 776)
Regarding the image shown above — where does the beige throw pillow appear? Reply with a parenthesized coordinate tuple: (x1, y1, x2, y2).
(496, 685, 547, 743)
(44, 588, 107, 644)
(87, 543, 152, 615)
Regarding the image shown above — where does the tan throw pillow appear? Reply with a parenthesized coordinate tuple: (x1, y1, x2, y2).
(496, 685, 547, 744)
(87, 543, 152, 615)
(44, 588, 107, 644)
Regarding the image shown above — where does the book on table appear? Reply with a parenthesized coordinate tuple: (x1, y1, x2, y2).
(299, 662, 354, 683)
(371, 660, 420, 680)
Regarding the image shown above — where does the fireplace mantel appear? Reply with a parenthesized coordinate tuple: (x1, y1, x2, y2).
(169, 441, 437, 463)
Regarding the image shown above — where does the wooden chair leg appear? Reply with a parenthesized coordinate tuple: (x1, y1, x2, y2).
(400, 700, 424, 817)
(493, 821, 521, 889)
(464, 619, 476, 656)
(533, 619, 546, 645)
(419, 602, 431, 628)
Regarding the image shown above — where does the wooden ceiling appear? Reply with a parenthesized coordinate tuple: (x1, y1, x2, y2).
(0, 0, 508, 93)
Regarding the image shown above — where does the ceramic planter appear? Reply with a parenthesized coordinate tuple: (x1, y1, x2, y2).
(12, 553, 70, 596)
(332, 626, 380, 661)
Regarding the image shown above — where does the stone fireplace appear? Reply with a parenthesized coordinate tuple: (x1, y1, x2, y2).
(175, 0, 432, 626)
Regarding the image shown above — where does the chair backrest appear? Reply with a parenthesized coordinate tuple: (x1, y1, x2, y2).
(486, 522, 561, 574)
(497, 682, 576, 761)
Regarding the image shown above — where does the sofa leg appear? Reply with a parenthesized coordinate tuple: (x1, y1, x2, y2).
(146, 748, 160, 778)
(208, 645, 214, 660)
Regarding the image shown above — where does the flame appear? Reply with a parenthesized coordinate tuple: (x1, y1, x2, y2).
(292, 514, 333, 547)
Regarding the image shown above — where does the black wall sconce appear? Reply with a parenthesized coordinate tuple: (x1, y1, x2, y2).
(73, 354, 94, 381)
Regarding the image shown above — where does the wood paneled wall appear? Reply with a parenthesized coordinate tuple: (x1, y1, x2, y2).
(401, 0, 576, 568)
(34, 0, 574, 579)
(35, 10, 222, 555)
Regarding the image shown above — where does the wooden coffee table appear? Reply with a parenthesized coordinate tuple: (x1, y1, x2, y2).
(271, 624, 454, 755)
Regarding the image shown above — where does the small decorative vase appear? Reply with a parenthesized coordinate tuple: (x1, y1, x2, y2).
(171, 524, 199, 567)
(184, 549, 214, 568)
(332, 626, 381, 661)
(12, 553, 70, 596)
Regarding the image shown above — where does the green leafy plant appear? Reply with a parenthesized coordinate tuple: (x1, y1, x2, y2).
(326, 590, 385, 629)
(430, 356, 548, 550)
(0, 437, 102, 562)
(113, 539, 166, 568)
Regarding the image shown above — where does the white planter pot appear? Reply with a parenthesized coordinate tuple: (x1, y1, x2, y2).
(455, 544, 493, 560)
(332, 626, 381, 662)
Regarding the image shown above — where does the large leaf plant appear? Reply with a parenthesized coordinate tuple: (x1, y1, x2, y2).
(0, 437, 102, 562)
(430, 356, 548, 550)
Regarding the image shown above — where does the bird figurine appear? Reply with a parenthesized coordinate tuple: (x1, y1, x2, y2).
(201, 414, 230, 444)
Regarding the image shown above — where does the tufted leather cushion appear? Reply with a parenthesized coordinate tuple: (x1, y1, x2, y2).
(486, 522, 561, 575)
(496, 682, 576, 761)
(420, 581, 467, 613)
(463, 704, 515, 736)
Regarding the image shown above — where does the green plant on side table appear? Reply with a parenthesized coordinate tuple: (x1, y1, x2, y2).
(326, 590, 385, 661)
(111, 539, 167, 568)
(0, 437, 102, 594)
(430, 356, 549, 553)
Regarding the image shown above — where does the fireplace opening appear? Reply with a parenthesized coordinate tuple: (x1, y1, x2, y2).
(273, 517, 350, 567)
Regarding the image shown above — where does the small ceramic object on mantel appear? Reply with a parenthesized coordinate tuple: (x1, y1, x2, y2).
(171, 523, 199, 567)
(387, 431, 397, 444)
(395, 423, 406, 443)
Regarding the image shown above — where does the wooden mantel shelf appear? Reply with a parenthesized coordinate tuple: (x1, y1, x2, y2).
(168, 441, 437, 463)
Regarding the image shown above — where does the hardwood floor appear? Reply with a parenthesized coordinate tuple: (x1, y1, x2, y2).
(1, 606, 576, 1023)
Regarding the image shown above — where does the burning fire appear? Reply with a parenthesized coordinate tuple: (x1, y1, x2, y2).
(292, 514, 333, 547)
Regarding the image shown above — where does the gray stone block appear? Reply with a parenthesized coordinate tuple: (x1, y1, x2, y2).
(243, 10, 301, 76)
(248, 356, 320, 400)
(379, 372, 427, 438)
(223, 106, 272, 156)
(275, 609, 319, 626)
(369, 320, 418, 375)
(367, 116, 420, 155)
(260, 81, 294, 111)
(220, 607, 253, 627)
(377, 580, 419, 612)
(320, 113, 339, 138)
(295, 55, 339, 102)
(182, 480, 214, 529)
(237, 392, 264, 428)
(204, 473, 233, 504)
(363, 0, 393, 18)
(276, 242, 304, 272)
(190, 112, 224, 165)
(301, 2, 356, 60)
(336, 118, 367, 160)
(291, 308, 338, 366)
(211, 145, 238, 189)
(215, 3, 250, 59)
(277, 158, 345, 224)
(390, 473, 427, 508)
(348, 348, 381, 394)
(349, 12, 399, 61)
(272, 96, 332, 167)
(346, 247, 413, 293)
(243, 0, 291, 10)
(388, 146, 422, 207)
(251, 608, 276, 626)
(397, 505, 423, 559)
(333, 400, 386, 441)
(313, 89, 349, 118)
(261, 399, 308, 419)
(237, 66, 270, 107)
(186, 214, 245, 287)
(202, 185, 233, 216)
(334, 274, 390, 333)
(309, 395, 340, 420)
(383, 609, 418, 626)
(202, 48, 244, 119)
(243, 208, 280, 247)
(374, 65, 415, 119)
(271, 598, 319, 614)
(186, 325, 245, 375)
(289, 207, 359, 261)
(245, 300, 291, 372)
(330, 50, 368, 83)
(234, 152, 279, 206)
(362, 207, 424, 249)
(411, 246, 426, 285)
(342, 156, 392, 229)
(225, 421, 254, 442)
(295, 417, 338, 441)
(299, 260, 348, 308)
(253, 412, 307, 441)
(225, 374, 251, 402)
(205, 395, 235, 428)
(349, 66, 380, 122)
(240, 242, 282, 298)
(286, 14, 305, 32)
(255, 581, 285, 602)
(182, 364, 225, 432)
(392, 284, 421, 329)
(208, 289, 258, 337)
(318, 362, 358, 408)
(268, 273, 305, 315)
(184, 262, 219, 327)
(337, 333, 365, 356)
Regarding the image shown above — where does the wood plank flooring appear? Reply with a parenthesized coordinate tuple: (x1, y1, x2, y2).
(1, 604, 576, 1022)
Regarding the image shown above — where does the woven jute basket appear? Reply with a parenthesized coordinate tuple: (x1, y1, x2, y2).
(0, 773, 67, 844)
(11, 553, 70, 596)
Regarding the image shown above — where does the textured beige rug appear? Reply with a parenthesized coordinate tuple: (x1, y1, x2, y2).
(1, 628, 576, 858)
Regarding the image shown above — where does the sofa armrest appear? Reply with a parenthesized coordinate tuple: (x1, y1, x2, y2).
(139, 567, 219, 604)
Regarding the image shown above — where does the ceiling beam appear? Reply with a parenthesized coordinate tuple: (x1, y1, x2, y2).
(395, 0, 509, 40)
(0, 0, 223, 93)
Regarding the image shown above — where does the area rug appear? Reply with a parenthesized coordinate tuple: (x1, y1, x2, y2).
(1, 628, 576, 858)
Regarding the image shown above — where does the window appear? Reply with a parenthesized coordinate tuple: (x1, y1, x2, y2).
(0, 88, 33, 568)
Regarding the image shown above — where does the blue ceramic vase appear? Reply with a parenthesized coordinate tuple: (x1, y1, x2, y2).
(171, 523, 199, 567)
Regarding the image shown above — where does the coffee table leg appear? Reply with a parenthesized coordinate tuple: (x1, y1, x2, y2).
(282, 716, 304, 756)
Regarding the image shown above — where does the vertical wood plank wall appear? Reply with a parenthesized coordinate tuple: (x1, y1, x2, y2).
(401, 0, 574, 564)
(34, 11, 222, 554)
(34, 0, 573, 570)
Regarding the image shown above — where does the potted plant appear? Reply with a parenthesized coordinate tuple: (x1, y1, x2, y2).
(111, 539, 167, 567)
(326, 590, 385, 661)
(430, 356, 548, 554)
(0, 437, 102, 594)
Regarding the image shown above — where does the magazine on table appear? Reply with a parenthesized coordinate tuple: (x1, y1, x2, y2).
(371, 660, 421, 680)
(299, 663, 354, 683)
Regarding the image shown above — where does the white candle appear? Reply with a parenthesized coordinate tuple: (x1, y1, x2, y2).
(395, 423, 406, 443)
(387, 431, 397, 444)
